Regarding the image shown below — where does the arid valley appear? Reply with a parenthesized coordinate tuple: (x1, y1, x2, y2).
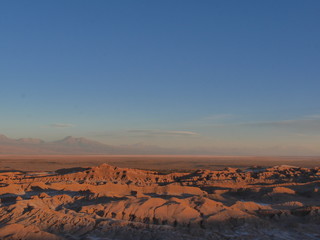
(0, 155, 320, 239)
(2, 1, 320, 239)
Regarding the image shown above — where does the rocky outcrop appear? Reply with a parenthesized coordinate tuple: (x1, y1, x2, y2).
(0, 164, 320, 239)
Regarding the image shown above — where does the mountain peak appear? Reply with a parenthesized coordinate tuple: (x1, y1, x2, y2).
(56, 136, 102, 145)
(61, 136, 75, 141)
(17, 138, 45, 144)
(0, 134, 12, 142)
(0, 134, 166, 155)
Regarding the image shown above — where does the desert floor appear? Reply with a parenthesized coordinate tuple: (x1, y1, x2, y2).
(0, 155, 320, 172)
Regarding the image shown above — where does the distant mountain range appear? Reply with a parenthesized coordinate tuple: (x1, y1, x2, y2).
(0, 134, 178, 155)
(0, 134, 318, 156)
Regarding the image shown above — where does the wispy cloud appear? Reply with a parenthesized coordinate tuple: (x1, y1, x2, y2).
(127, 129, 199, 137)
(234, 119, 298, 127)
(202, 114, 234, 121)
(291, 132, 320, 138)
(234, 115, 320, 128)
(188, 113, 320, 129)
(304, 114, 320, 120)
(50, 123, 75, 128)
(184, 113, 235, 127)
(89, 129, 199, 138)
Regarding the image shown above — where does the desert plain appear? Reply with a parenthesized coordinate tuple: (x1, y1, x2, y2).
(1, 155, 320, 172)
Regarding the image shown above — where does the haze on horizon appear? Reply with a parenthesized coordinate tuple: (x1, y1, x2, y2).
(1, 1, 320, 156)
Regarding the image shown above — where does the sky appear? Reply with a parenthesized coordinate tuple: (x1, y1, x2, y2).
(1, 0, 320, 155)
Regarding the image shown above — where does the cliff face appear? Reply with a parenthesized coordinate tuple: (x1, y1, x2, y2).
(0, 164, 320, 239)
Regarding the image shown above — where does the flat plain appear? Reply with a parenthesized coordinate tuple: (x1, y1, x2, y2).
(0, 155, 320, 172)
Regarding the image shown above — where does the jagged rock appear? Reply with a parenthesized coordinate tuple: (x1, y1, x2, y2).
(0, 163, 319, 239)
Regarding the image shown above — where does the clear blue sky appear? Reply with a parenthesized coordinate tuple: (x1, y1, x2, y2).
(1, 1, 320, 155)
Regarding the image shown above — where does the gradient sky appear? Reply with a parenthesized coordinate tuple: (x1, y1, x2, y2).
(1, 1, 320, 155)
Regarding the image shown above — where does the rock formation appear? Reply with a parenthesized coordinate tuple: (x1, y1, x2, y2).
(0, 164, 320, 239)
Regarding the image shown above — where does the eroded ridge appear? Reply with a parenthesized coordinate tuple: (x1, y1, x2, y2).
(0, 164, 320, 239)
